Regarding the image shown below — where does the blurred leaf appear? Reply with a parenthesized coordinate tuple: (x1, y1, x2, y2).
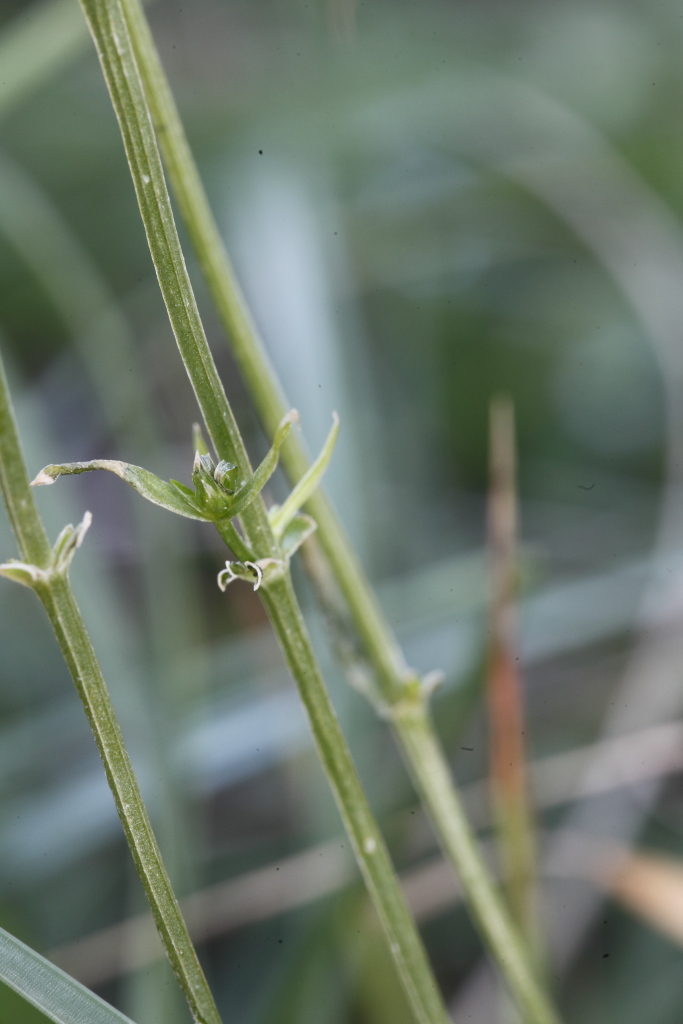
(609, 851, 683, 950)
(280, 514, 317, 560)
(0, 926, 137, 1024)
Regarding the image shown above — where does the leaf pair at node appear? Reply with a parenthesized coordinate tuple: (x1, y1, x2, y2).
(29, 411, 340, 589)
(0, 511, 92, 589)
(32, 410, 299, 525)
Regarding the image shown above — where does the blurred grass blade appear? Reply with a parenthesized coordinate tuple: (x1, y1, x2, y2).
(0, 0, 87, 120)
(0, 925, 137, 1024)
(487, 396, 539, 951)
(609, 851, 683, 949)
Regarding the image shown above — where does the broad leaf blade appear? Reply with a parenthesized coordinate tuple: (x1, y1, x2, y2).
(32, 460, 208, 521)
(0, 926, 137, 1024)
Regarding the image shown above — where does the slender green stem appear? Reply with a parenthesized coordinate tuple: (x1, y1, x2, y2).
(260, 575, 447, 1024)
(0, 356, 222, 1024)
(77, 1, 451, 1020)
(119, 0, 407, 701)
(398, 706, 560, 1024)
(116, 2, 562, 1022)
(0, 374, 51, 570)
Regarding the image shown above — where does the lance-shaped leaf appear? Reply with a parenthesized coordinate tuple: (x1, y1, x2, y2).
(32, 460, 209, 521)
(269, 413, 339, 537)
(52, 510, 93, 575)
(0, 925, 137, 1024)
(223, 410, 298, 520)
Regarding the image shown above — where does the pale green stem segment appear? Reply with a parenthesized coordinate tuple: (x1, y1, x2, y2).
(398, 711, 561, 1024)
(0, 357, 222, 1024)
(76, 1, 452, 1020)
(260, 576, 448, 1024)
(116, 2, 562, 1022)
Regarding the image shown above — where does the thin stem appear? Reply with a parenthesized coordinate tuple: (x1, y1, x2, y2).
(398, 707, 560, 1024)
(119, 0, 406, 699)
(0, 356, 222, 1024)
(77, 1, 451, 1020)
(0, 369, 51, 569)
(260, 575, 448, 1024)
(116, 3, 562, 1022)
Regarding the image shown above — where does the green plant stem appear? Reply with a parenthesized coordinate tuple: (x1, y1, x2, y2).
(78, 1, 451, 1020)
(0, 357, 222, 1024)
(260, 575, 447, 1024)
(399, 708, 558, 1024)
(118, 0, 406, 700)
(116, 2, 561, 1022)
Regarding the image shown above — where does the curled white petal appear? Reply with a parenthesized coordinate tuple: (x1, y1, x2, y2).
(244, 561, 263, 591)
(217, 562, 238, 592)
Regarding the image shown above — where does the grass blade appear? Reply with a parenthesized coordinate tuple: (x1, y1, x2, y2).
(0, 925, 137, 1024)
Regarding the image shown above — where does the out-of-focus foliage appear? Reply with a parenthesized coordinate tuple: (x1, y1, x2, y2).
(1, 0, 683, 1021)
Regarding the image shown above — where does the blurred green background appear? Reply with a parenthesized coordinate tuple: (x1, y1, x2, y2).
(1, 0, 683, 1021)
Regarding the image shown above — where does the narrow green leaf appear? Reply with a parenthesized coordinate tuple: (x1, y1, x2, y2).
(280, 513, 317, 560)
(51, 510, 93, 574)
(169, 478, 196, 498)
(269, 413, 339, 537)
(0, 925, 137, 1024)
(32, 460, 208, 521)
(224, 410, 297, 520)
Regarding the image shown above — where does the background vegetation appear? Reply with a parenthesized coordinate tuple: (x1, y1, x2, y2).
(1, 0, 682, 1021)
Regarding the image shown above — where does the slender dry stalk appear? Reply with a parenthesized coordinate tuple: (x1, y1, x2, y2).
(487, 396, 539, 953)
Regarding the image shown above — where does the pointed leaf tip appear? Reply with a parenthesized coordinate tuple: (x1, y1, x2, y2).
(31, 469, 56, 487)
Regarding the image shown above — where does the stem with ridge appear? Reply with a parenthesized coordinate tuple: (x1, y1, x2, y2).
(74, 1, 451, 1020)
(113, 2, 561, 1021)
(0, 355, 222, 1024)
